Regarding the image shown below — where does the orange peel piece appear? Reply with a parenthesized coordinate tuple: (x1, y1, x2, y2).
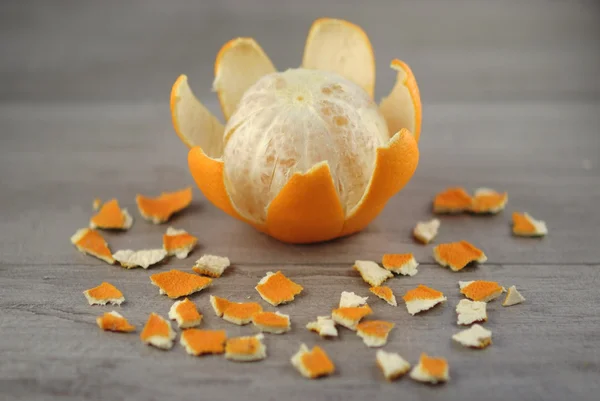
(456, 299, 487, 325)
(112, 249, 167, 269)
(213, 37, 276, 121)
(168, 298, 203, 329)
(433, 187, 473, 214)
(163, 227, 198, 259)
(459, 280, 505, 302)
(413, 218, 440, 244)
(209, 295, 232, 317)
(83, 282, 124, 306)
(403, 285, 447, 315)
(96, 311, 135, 333)
(192, 254, 231, 277)
(503, 285, 526, 306)
(469, 188, 508, 214)
(252, 311, 291, 334)
(356, 320, 395, 347)
(89, 199, 133, 230)
(70, 228, 114, 265)
(331, 305, 373, 330)
(376, 350, 411, 381)
(149, 269, 212, 299)
(306, 316, 338, 337)
(512, 212, 548, 237)
(452, 324, 492, 349)
(353, 260, 393, 287)
(381, 253, 419, 276)
(379, 59, 422, 141)
(225, 334, 267, 362)
(369, 286, 397, 306)
(302, 18, 375, 98)
(339, 291, 368, 308)
(410, 353, 449, 384)
(92, 198, 102, 211)
(433, 241, 487, 271)
(136, 187, 193, 224)
(210, 295, 263, 325)
(180, 329, 227, 356)
(255, 271, 303, 306)
(140, 313, 176, 350)
(291, 344, 335, 379)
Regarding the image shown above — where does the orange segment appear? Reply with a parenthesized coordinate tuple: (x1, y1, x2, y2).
(70, 228, 114, 265)
(213, 38, 276, 121)
(433, 187, 473, 214)
(209, 295, 232, 317)
(381, 253, 419, 276)
(433, 241, 487, 271)
(302, 18, 375, 98)
(180, 329, 227, 356)
(222, 302, 263, 326)
(460, 280, 505, 302)
(83, 282, 124, 306)
(379, 59, 422, 141)
(89, 199, 132, 230)
(469, 188, 508, 214)
(252, 311, 291, 334)
(356, 320, 395, 347)
(168, 298, 202, 329)
(140, 313, 176, 350)
(291, 344, 335, 379)
(512, 212, 548, 237)
(369, 286, 397, 306)
(96, 311, 136, 333)
(136, 187, 193, 224)
(225, 334, 267, 361)
(402, 285, 447, 315)
(255, 271, 303, 306)
(410, 353, 449, 384)
(170, 74, 225, 154)
(341, 129, 419, 236)
(331, 305, 373, 330)
(265, 162, 345, 244)
(149, 269, 212, 299)
(163, 227, 198, 259)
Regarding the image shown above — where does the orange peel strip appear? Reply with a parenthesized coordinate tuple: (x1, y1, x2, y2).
(225, 334, 266, 362)
(255, 271, 303, 306)
(192, 254, 231, 277)
(306, 316, 338, 337)
(369, 286, 397, 306)
(381, 253, 419, 276)
(452, 324, 492, 349)
(410, 353, 449, 384)
(180, 329, 227, 356)
(163, 227, 198, 259)
(376, 350, 411, 381)
(356, 320, 395, 347)
(71, 228, 114, 265)
(433, 187, 473, 214)
(512, 212, 548, 237)
(252, 311, 291, 334)
(168, 298, 203, 329)
(403, 285, 447, 315)
(149, 269, 212, 299)
(213, 37, 276, 121)
(433, 241, 487, 271)
(302, 18, 375, 98)
(140, 313, 176, 350)
(136, 187, 193, 224)
(83, 282, 124, 306)
(331, 305, 373, 330)
(89, 199, 133, 230)
(469, 188, 508, 214)
(379, 59, 422, 141)
(291, 344, 335, 379)
(413, 218, 440, 244)
(459, 280, 505, 302)
(96, 311, 135, 333)
(353, 260, 393, 287)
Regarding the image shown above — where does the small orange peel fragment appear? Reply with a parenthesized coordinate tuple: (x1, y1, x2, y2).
(413, 218, 440, 244)
(356, 320, 395, 347)
(209, 295, 232, 317)
(381, 253, 419, 276)
(168, 298, 202, 329)
(92, 198, 102, 211)
(96, 311, 135, 333)
(223, 302, 263, 326)
(70, 228, 114, 265)
(503, 285, 526, 306)
(255, 271, 303, 306)
(136, 187, 193, 224)
(140, 313, 176, 350)
(180, 329, 227, 356)
(469, 188, 508, 214)
(252, 311, 291, 334)
(192, 254, 231, 277)
(433, 187, 473, 214)
(306, 316, 338, 337)
(353, 260, 393, 287)
(331, 305, 373, 330)
(402, 285, 447, 315)
(456, 299, 487, 325)
(113, 249, 167, 269)
(225, 334, 267, 362)
(459, 280, 505, 302)
(83, 282, 124, 306)
(291, 344, 335, 379)
(452, 324, 492, 349)
(89, 199, 133, 230)
(512, 212, 548, 237)
(163, 227, 198, 259)
(433, 241, 487, 271)
(339, 291, 368, 308)
(369, 286, 397, 306)
(410, 353, 449, 384)
(376, 350, 411, 381)
(150, 269, 212, 299)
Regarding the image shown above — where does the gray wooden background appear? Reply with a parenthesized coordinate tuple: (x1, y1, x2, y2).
(1, 1, 599, 400)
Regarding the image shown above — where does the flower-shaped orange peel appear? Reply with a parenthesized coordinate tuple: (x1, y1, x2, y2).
(170, 18, 421, 244)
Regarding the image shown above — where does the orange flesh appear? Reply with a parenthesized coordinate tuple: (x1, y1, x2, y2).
(85, 282, 123, 301)
(370, 286, 394, 302)
(433, 187, 473, 213)
(256, 271, 303, 304)
(74, 229, 114, 263)
(182, 329, 226, 354)
(252, 312, 289, 328)
(97, 313, 135, 332)
(420, 353, 448, 377)
(136, 187, 192, 222)
(176, 299, 202, 323)
(90, 199, 125, 228)
(223, 302, 263, 321)
(163, 233, 198, 252)
(512, 212, 536, 233)
(301, 346, 335, 377)
(403, 285, 444, 302)
(332, 305, 373, 320)
(382, 253, 414, 268)
(471, 191, 507, 213)
(140, 313, 170, 341)
(461, 281, 504, 301)
(150, 269, 212, 298)
(434, 241, 485, 271)
(356, 320, 394, 337)
(226, 337, 262, 355)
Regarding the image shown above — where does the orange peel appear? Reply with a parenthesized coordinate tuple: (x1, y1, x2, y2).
(459, 280, 505, 302)
(70, 228, 114, 265)
(339, 291, 368, 308)
(113, 249, 167, 269)
(433, 241, 487, 271)
(209, 295, 232, 317)
(209, 295, 263, 325)
(469, 188, 508, 214)
(168, 298, 202, 329)
(356, 320, 395, 347)
(163, 227, 198, 259)
(376, 350, 411, 381)
(413, 218, 440, 244)
(433, 187, 473, 214)
(180, 329, 227, 356)
(149, 269, 212, 299)
(252, 311, 291, 334)
(403, 285, 447, 315)
(140, 313, 176, 350)
(89, 199, 133, 230)
(369, 286, 397, 306)
(306, 316, 338, 337)
(353, 260, 393, 287)
(96, 311, 135, 333)
(136, 187, 192, 224)
(503, 285, 526, 306)
(410, 353, 449, 384)
(92, 198, 102, 211)
(452, 324, 492, 349)
(255, 271, 303, 306)
(381, 253, 419, 276)
(225, 334, 266, 362)
(173, 18, 421, 244)
(83, 282, 124, 306)
(456, 299, 487, 325)
(291, 344, 335, 379)
(331, 305, 373, 330)
(192, 254, 231, 277)
(512, 212, 548, 237)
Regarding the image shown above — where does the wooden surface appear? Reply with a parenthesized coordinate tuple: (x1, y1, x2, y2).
(1, 1, 599, 400)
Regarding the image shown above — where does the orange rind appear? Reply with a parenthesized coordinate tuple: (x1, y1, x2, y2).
(252, 311, 291, 334)
(163, 227, 198, 259)
(369, 286, 397, 306)
(255, 271, 303, 306)
(381, 253, 419, 276)
(291, 344, 335, 379)
(433, 187, 473, 214)
(149, 269, 212, 299)
(96, 311, 135, 333)
(403, 285, 447, 315)
(512, 212, 548, 237)
(503, 285, 526, 307)
(70, 228, 114, 265)
(456, 299, 487, 325)
(306, 316, 338, 337)
(225, 334, 266, 362)
(452, 324, 492, 349)
(209, 295, 232, 317)
(180, 329, 227, 356)
(83, 282, 124, 306)
(92, 198, 102, 211)
(469, 188, 508, 214)
(209, 295, 263, 325)
(459, 280, 505, 302)
(140, 313, 176, 350)
(339, 291, 368, 308)
(192, 254, 231, 277)
(89, 199, 133, 230)
(112, 249, 167, 269)
(168, 298, 202, 329)
(356, 320, 395, 347)
(410, 353, 449, 384)
(433, 241, 487, 271)
(136, 187, 192, 224)
(331, 305, 373, 330)
(413, 218, 440, 244)
(376, 350, 411, 381)
(353, 260, 393, 287)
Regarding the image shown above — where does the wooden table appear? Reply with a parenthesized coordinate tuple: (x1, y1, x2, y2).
(1, 1, 599, 400)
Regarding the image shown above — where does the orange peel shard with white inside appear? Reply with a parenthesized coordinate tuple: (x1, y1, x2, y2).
(225, 334, 266, 362)
(459, 280, 505, 302)
(456, 299, 487, 325)
(433, 187, 473, 214)
(252, 311, 291, 334)
(402, 285, 447, 315)
(112, 249, 167, 269)
(306, 316, 338, 337)
(452, 324, 492, 349)
(413, 218, 440, 244)
(369, 286, 397, 306)
(291, 344, 335, 379)
(381, 253, 419, 276)
(96, 311, 136, 333)
(71, 228, 114, 264)
(255, 271, 303, 306)
(136, 187, 193, 224)
(512, 212, 548, 237)
(168, 298, 203, 329)
(83, 282, 124, 306)
(410, 353, 449, 384)
(89, 199, 133, 230)
(331, 305, 373, 330)
(503, 285, 526, 306)
(149, 269, 212, 299)
(163, 227, 198, 259)
(180, 329, 227, 356)
(433, 241, 487, 271)
(469, 188, 508, 214)
(356, 320, 395, 347)
(376, 350, 411, 381)
(209, 295, 263, 325)
(140, 313, 176, 350)
(353, 260, 393, 287)
(192, 254, 231, 277)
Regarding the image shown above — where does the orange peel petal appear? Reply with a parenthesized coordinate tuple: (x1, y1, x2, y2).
(96, 311, 136, 333)
(83, 282, 124, 306)
(382, 253, 419, 276)
(209, 295, 232, 317)
(331, 305, 373, 330)
(512, 212, 548, 237)
(213, 38, 276, 121)
(180, 329, 227, 356)
(469, 188, 508, 214)
(403, 285, 447, 315)
(459, 280, 505, 302)
(356, 320, 395, 347)
(140, 313, 176, 350)
(136, 187, 193, 224)
(89, 199, 133, 230)
(291, 344, 335, 379)
(255, 271, 303, 306)
(149, 269, 212, 299)
(410, 353, 449, 384)
(369, 286, 397, 306)
(217, 298, 263, 326)
(433, 187, 473, 214)
(379, 59, 422, 142)
(169, 298, 203, 329)
(225, 334, 266, 361)
(302, 18, 375, 98)
(252, 311, 291, 334)
(71, 228, 114, 265)
(163, 227, 198, 259)
(433, 241, 487, 271)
